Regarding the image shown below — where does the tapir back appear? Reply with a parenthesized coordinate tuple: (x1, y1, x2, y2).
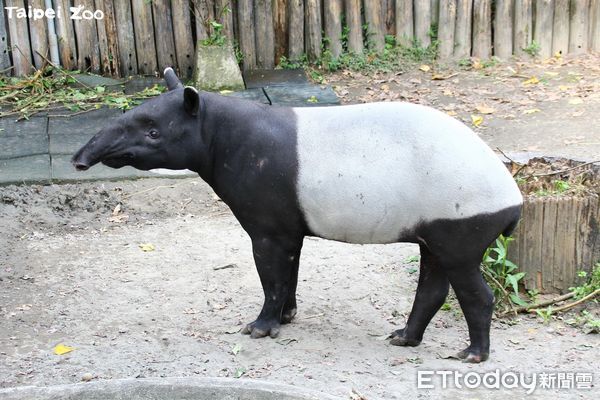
(293, 102, 522, 244)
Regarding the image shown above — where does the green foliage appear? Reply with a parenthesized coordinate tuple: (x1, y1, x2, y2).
(565, 310, 600, 334)
(481, 235, 529, 311)
(523, 41, 541, 57)
(201, 20, 227, 47)
(0, 67, 164, 119)
(570, 264, 600, 300)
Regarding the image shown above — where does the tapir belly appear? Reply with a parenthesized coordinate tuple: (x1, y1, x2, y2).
(293, 102, 522, 244)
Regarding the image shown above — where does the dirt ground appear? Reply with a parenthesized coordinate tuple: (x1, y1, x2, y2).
(1, 55, 599, 399)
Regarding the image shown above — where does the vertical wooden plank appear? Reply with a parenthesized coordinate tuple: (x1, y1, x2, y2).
(194, 0, 215, 41)
(575, 197, 595, 279)
(541, 198, 558, 292)
(324, 0, 343, 59)
(114, 0, 138, 76)
(172, 0, 195, 77)
(438, 0, 457, 59)
(533, 0, 554, 59)
(255, 0, 275, 68)
(95, 0, 121, 76)
(0, 3, 12, 71)
(345, 0, 363, 53)
(73, 0, 100, 73)
(131, 0, 158, 75)
(472, 0, 492, 58)
(454, 0, 472, 58)
(523, 198, 545, 291)
(494, 0, 513, 58)
(273, 0, 288, 63)
(384, 0, 396, 35)
(305, 0, 322, 60)
(513, 0, 533, 57)
(288, 0, 304, 60)
(554, 199, 577, 292)
(591, 0, 600, 51)
(431, 0, 440, 27)
(237, 0, 256, 69)
(6, 0, 32, 75)
(396, 0, 414, 47)
(552, 0, 570, 55)
(569, 0, 590, 54)
(54, 0, 77, 70)
(28, 0, 48, 69)
(415, 0, 432, 47)
(364, 0, 385, 51)
(216, 0, 234, 39)
(152, 0, 177, 72)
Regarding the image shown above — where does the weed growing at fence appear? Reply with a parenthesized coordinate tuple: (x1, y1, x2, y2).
(0, 67, 164, 120)
(523, 41, 541, 57)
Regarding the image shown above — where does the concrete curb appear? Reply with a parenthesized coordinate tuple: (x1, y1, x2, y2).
(0, 377, 345, 400)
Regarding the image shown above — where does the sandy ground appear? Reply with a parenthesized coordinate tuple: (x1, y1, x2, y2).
(0, 178, 598, 399)
(1, 55, 600, 399)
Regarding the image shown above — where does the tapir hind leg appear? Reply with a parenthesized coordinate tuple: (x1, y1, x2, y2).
(390, 244, 449, 346)
(242, 235, 303, 338)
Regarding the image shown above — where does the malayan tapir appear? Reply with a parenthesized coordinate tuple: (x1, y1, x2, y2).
(72, 68, 522, 363)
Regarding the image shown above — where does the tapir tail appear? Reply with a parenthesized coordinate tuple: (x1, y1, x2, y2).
(501, 205, 522, 237)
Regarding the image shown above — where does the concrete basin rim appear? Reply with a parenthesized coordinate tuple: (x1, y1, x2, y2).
(0, 377, 345, 400)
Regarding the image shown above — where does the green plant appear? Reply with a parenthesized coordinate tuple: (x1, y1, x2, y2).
(523, 41, 541, 57)
(570, 264, 600, 300)
(535, 306, 554, 324)
(553, 179, 570, 193)
(201, 20, 227, 47)
(481, 235, 528, 312)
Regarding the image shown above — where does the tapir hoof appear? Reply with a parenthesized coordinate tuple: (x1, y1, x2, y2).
(389, 328, 422, 347)
(241, 319, 281, 339)
(457, 346, 489, 363)
(281, 307, 297, 324)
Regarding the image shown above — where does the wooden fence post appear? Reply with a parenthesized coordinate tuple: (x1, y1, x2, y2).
(415, 0, 432, 47)
(438, 0, 457, 59)
(131, 0, 157, 75)
(0, 5, 10, 72)
(533, 0, 554, 59)
(255, 0, 275, 68)
(384, 0, 396, 35)
(74, 0, 100, 73)
(237, 0, 257, 69)
(591, 0, 600, 52)
(364, 0, 385, 51)
(194, 0, 215, 42)
(216, 0, 235, 39)
(274, 0, 289, 64)
(396, 0, 414, 47)
(345, 0, 363, 53)
(28, 0, 48, 69)
(114, 1, 137, 76)
(454, 0, 472, 58)
(54, 0, 77, 71)
(472, 0, 492, 59)
(172, 0, 196, 78)
(552, 0, 570, 55)
(569, 0, 590, 54)
(305, 0, 323, 60)
(288, 0, 305, 60)
(152, 0, 177, 73)
(513, 0, 533, 57)
(324, 0, 343, 59)
(494, 0, 513, 59)
(95, 0, 120, 76)
(431, 0, 440, 26)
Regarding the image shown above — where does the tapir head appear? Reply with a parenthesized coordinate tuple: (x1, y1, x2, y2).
(71, 68, 202, 172)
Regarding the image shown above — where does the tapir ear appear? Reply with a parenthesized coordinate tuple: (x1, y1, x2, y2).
(183, 86, 200, 116)
(164, 67, 183, 91)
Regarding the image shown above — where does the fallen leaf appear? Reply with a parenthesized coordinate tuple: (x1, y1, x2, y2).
(568, 98, 583, 105)
(471, 114, 484, 127)
(112, 204, 121, 216)
(419, 64, 431, 72)
(558, 85, 570, 91)
(544, 71, 559, 77)
(523, 108, 541, 114)
(523, 76, 540, 85)
(54, 344, 74, 355)
(108, 215, 129, 223)
(231, 343, 243, 355)
(446, 111, 458, 117)
(476, 105, 496, 114)
(307, 96, 319, 103)
(219, 90, 233, 94)
(139, 243, 155, 252)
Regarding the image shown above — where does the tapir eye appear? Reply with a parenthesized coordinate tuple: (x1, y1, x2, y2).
(148, 129, 160, 139)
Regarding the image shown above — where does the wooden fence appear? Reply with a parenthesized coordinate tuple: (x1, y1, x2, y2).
(1, 0, 599, 77)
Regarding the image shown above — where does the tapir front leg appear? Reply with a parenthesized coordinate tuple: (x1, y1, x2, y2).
(242, 235, 303, 338)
